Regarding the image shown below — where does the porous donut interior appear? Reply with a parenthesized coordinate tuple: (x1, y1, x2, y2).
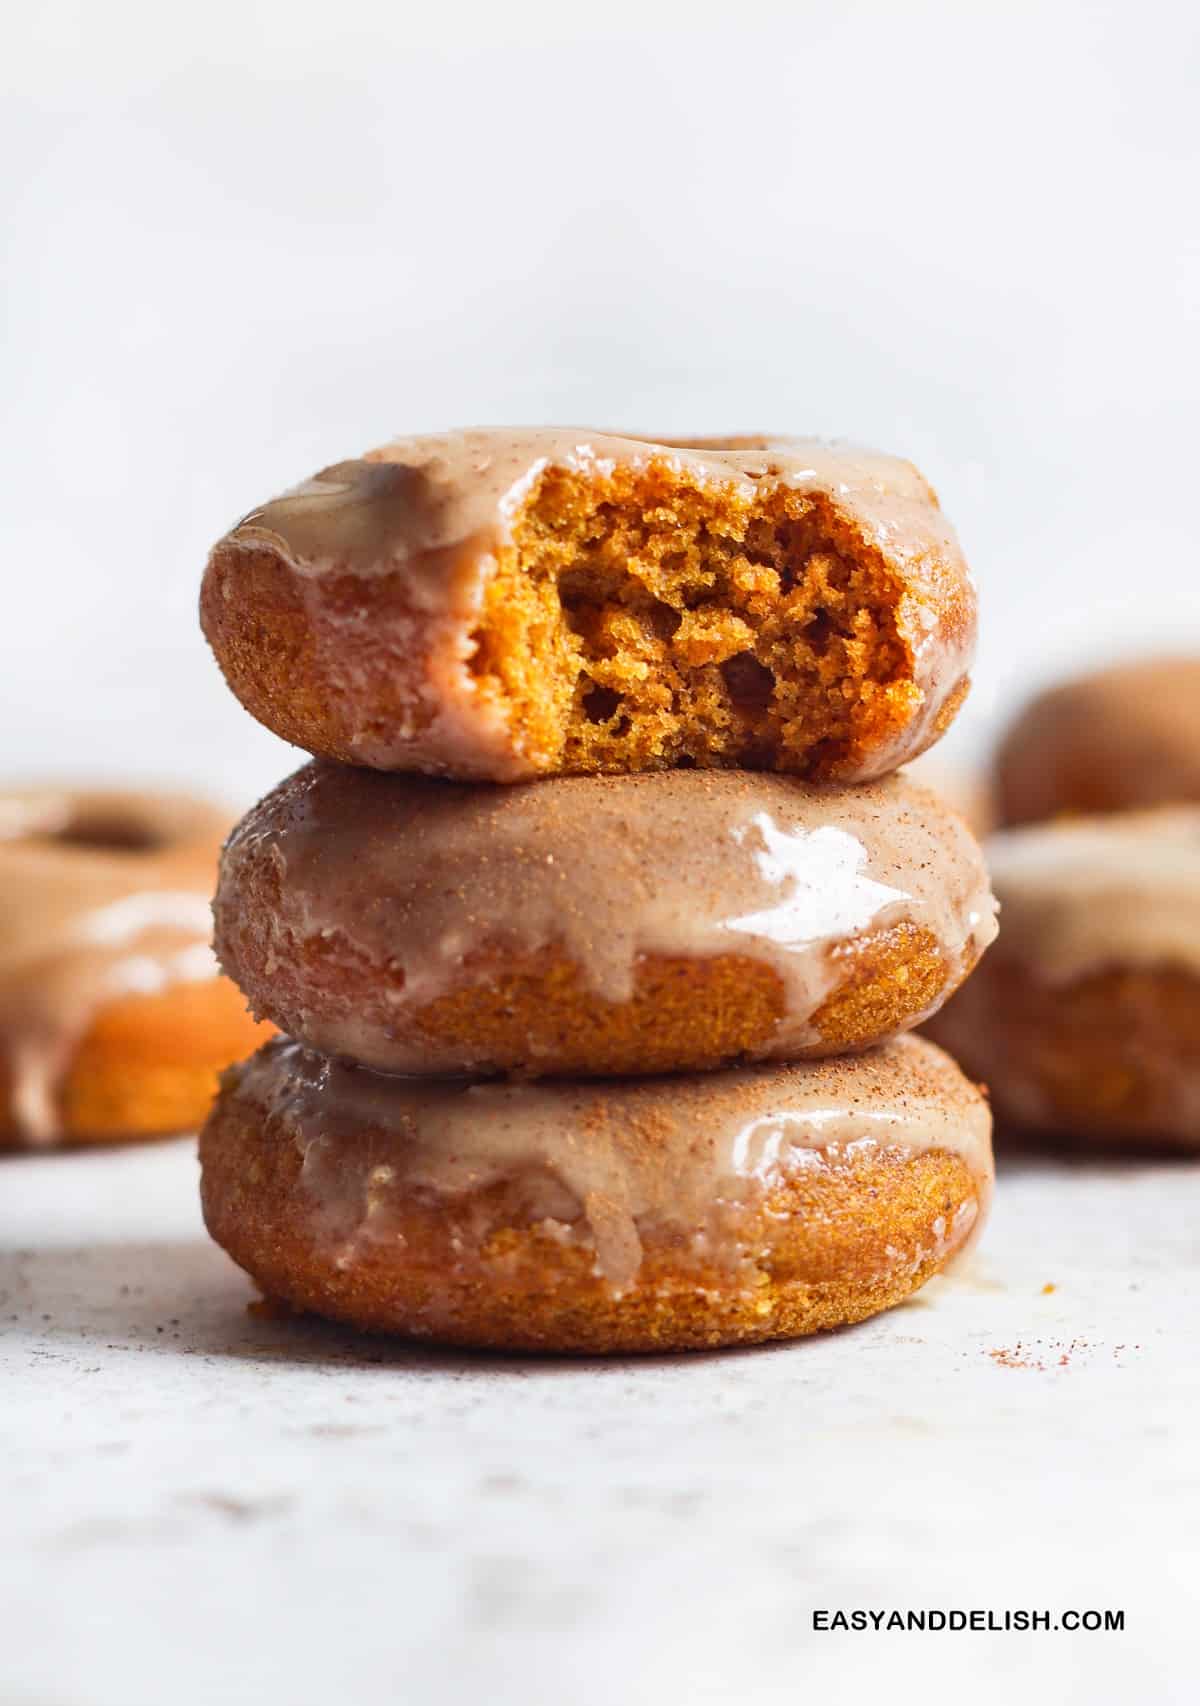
(470, 459, 916, 776)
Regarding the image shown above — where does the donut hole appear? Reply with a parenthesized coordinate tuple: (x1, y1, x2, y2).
(47, 811, 167, 854)
(469, 456, 915, 778)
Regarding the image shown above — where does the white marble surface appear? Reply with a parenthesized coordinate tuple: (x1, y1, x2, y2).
(2, 1137, 1198, 1706)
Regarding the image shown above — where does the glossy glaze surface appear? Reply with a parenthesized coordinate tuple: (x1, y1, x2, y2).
(215, 764, 997, 1071)
(232, 1033, 994, 1289)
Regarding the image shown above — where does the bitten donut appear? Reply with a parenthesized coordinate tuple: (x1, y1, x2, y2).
(0, 788, 272, 1147)
(201, 430, 976, 784)
(929, 807, 1200, 1147)
(996, 656, 1200, 826)
(200, 1033, 992, 1352)
(215, 763, 997, 1078)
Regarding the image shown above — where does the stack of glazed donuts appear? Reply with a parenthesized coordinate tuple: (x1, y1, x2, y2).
(931, 656, 1200, 1149)
(198, 430, 999, 1352)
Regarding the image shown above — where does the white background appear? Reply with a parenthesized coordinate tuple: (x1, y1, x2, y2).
(4, 7, 1200, 1704)
(3, 0, 1198, 806)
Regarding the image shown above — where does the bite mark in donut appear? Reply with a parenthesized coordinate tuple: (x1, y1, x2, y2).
(201, 430, 976, 783)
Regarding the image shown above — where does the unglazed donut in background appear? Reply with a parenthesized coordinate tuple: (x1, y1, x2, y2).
(200, 1033, 992, 1353)
(200, 430, 976, 785)
(0, 788, 273, 1148)
(928, 807, 1200, 1148)
(214, 763, 997, 1079)
(995, 656, 1200, 827)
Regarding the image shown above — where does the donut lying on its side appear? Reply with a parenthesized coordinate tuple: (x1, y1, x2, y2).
(214, 764, 997, 1078)
(200, 1033, 993, 1353)
(201, 430, 976, 785)
(928, 807, 1200, 1148)
(0, 788, 272, 1148)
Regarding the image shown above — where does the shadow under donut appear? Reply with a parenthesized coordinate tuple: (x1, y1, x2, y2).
(1, 1236, 865, 1376)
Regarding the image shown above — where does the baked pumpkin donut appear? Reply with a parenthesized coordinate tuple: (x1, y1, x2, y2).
(201, 430, 976, 784)
(0, 787, 272, 1148)
(200, 1033, 992, 1352)
(928, 807, 1200, 1147)
(214, 763, 997, 1078)
(995, 656, 1200, 826)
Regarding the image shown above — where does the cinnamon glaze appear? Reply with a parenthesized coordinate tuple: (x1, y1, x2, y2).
(928, 808, 1200, 1144)
(0, 789, 229, 1141)
(985, 807, 1200, 983)
(214, 764, 997, 1073)
(230, 1033, 993, 1291)
(233, 431, 956, 592)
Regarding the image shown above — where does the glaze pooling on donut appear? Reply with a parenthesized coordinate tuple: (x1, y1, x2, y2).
(235, 433, 950, 590)
(202, 429, 975, 783)
(226, 1034, 993, 1293)
(0, 789, 231, 1142)
(214, 765, 997, 1074)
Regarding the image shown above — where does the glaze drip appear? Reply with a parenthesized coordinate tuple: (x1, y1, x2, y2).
(234, 1033, 993, 1290)
(214, 764, 997, 1072)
